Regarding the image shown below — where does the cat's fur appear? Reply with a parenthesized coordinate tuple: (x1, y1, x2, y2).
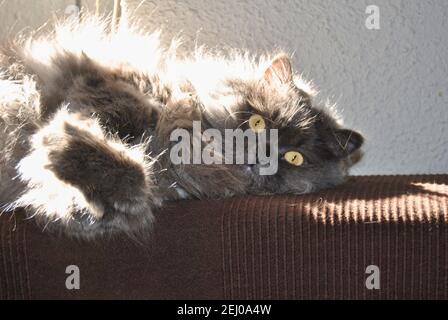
(0, 15, 363, 238)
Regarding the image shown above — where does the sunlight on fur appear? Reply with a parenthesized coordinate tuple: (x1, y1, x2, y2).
(0, 11, 364, 238)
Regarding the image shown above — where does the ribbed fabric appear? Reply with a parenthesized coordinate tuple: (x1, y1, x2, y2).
(0, 216, 31, 300)
(220, 175, 448, 299)
(0, 175, 446, 299)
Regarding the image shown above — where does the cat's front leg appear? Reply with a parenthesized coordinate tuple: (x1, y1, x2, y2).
(15, 109, 160, 237)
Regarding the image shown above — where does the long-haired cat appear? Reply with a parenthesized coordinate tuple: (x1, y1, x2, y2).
(0, 15, 363, 238)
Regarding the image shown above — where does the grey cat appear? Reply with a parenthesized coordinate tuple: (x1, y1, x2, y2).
(0, 16, 363, 238)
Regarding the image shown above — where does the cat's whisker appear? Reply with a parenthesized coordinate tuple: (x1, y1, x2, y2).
(235, 119, 250, 131)
(224, 110, 255, 127)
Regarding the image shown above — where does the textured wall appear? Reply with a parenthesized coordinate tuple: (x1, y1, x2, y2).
(0, 0, 74, 38)
(1, 0, 447, 175)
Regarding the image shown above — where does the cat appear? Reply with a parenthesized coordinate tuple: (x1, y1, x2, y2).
(0, 15, 363, 238)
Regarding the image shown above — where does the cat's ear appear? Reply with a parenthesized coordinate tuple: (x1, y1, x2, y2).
(262, 54, 293, 86)
(328, 129, 364, 158)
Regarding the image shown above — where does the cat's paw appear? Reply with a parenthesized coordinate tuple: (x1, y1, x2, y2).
(15, 109, 159, 236)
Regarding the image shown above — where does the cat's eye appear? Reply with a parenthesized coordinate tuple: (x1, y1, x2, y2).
(249, 114, 266, 133)
(284, 151, 304, 166)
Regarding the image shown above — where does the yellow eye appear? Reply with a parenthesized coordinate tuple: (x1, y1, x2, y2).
(249, 114, 266, 133)
(284, 151, 304, 166)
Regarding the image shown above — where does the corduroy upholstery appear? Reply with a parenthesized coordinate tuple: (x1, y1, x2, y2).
(0, 175, 447, 300)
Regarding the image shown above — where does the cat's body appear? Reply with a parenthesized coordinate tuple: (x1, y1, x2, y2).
(0, 16, 363, 238)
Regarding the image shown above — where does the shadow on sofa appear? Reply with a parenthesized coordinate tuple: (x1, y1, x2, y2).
(0, 175, 447, 299)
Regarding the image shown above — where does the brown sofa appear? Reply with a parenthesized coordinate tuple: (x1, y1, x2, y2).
(0, 175, 447, 300)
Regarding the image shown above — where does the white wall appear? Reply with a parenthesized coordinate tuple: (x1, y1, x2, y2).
(1, 0, 447, 175)
(0, 0, 74, 36)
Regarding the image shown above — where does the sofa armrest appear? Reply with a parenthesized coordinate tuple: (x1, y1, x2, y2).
(0, 175, 447, 299)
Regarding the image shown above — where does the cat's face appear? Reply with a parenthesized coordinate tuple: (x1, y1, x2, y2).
(199, 54, 364, 196)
